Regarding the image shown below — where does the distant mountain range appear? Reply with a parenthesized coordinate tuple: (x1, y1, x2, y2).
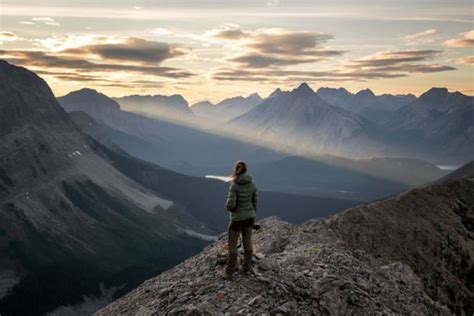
(232, 83, 473, 163)
(58, 88, 286, 175)
(57, 86, 447, 201)
(60, 82, 473, 163)
(384, 87, 474, 161)
(231, 83, 385, 157)
(191, 93, 263, 121)
(317, 87, 416, 122)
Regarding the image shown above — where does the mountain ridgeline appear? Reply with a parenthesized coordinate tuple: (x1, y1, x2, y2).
(58, 85, 449, 202)
(61, 82, 473, 165)
(191, 93, 263, 121)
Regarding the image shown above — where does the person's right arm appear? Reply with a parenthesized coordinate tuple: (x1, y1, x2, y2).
(252, 186, 258, 212)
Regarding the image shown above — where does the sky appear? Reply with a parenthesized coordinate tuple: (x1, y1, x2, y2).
(0, 0, 473, 103)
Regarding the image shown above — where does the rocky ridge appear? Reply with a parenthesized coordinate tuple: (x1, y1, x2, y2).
(97, 167, 474, 315)
(97, 216, 450, 315)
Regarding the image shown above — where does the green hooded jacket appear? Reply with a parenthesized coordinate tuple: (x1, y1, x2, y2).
(226, 174, 258, 222)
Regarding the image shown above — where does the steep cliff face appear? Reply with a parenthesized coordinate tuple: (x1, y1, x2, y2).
(97, 167, 474, 315)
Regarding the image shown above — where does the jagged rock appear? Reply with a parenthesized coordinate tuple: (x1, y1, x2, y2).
(96, 216, 453, 315)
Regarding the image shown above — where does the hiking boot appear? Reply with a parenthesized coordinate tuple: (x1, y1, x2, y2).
(240, 267, 254, 276)
(221, 271, 233, 281)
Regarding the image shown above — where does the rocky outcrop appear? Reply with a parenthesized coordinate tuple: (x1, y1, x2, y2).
(97, 169, 474, 315)
(96, 216, 450, 315)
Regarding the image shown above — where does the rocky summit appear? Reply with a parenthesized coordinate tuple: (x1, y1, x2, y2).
(97, 168, 474, 315)
(96, 217, 449, 315)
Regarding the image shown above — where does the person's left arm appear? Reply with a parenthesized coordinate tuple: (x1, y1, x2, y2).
(226, 183, 237, 212)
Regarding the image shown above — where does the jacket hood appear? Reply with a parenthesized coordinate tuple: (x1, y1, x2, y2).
(235, 174, 253, 185)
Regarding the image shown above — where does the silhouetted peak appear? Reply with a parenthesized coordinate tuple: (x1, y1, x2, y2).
(59, 88, 121, 110)
(64, 88, 105, 99)
(191, 101, 214, 107)
(317, 87, 350, 94)
(247, 93, 262, 101)
(294, 82, 314, 95)
(268, 88, 282, 98)
(355, 88, 375, 98)
(419, 87, 449, 101)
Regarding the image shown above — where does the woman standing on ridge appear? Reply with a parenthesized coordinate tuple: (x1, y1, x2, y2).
(223, 160, 258, 280)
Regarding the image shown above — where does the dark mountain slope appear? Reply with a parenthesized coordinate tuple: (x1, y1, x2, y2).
(0, 60, 208, 315)
(329, 166, 474, 314)
(97, 165, 473, 314)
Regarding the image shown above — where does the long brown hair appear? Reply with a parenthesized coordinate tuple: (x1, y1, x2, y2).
(231, 160, 247, 181)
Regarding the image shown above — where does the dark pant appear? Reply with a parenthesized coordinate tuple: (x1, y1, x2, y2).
(226, 218, 254, 275)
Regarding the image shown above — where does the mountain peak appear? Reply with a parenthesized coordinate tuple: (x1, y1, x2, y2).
(247, 92, 262, 101)
(355, 88, 375, 97)
(419, 87, 449, 100)
(268, 88, 282, 98)
(76, 87, 100, 94)
(294, 82, 314, 94)
(317, 87, 350, 94)
(191, 100, 214, 108)
(58, 88, 121, 113)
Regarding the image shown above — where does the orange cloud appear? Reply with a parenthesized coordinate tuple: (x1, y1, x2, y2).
(444, 30, 474, 47)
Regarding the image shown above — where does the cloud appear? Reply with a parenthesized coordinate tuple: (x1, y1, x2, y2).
(346, 50, 443, 67)
(0, 31, 18, 44)
(0, 35, 193, 88)
(0, 49, 193, 78)
(208, 25, 247, 40)
(152, 28, 173, 36)
(404, 29, 437, 45)
(247, 30, 334, 56)
(444, 30, 474, 47)
(228, 51, 337, 68)
(455, 56, 474, 65)
(214, 49, 455, 82)
(61, 37, 186, 64)
(213, 28, 246, 40)
(215, 27, 344, 68)
(32, 17, 61, 26)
